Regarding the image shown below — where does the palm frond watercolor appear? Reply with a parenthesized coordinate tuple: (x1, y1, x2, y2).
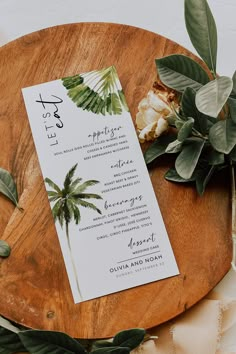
(62, 66, 129, 116)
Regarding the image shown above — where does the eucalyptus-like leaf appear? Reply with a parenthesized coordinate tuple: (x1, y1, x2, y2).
(0, 240, 11, 257)
(18, 330, 86, 354)
(92, 340, 114, 350)
(156, 54, 209, 93)
(175, 138, 205, 179)
(165, 140, 183, 153)
(195, 165, 216, 195)
(165, 168, 196, 183)
(209, 118, 236, 154)
(185, 0, 217, 73)
(144, 135, 176, 164)
(175, 120, 185, 130)
(196, 77, 233, 118)
(177, 118, 194, 142)
(0, 168, 20, 209)
(228, 97, 236, 124)
(208, 150, 225, 165)
(166, 114, 176, 126)
(0, 326, 26, 353)
(181, 87, 208, 135)
(181, 87, 197, 118)
(113, 328, 146, 351)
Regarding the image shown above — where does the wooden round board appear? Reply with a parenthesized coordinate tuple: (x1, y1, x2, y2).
(0, 23, 232, 339)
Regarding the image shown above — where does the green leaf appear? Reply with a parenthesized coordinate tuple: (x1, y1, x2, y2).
(165, 140, 183, 153)
(91, 347, 130, 354)
(181, 88, 197, 118)
(181, 87, 208, 135)
(208, 150, 225, 165)
(75, 198, 101, 215)
(113, 329, 145, 350)
(144, 135, 176, 164)
(196, 77, 233, 118)
(209, 119, 236, 153)
(165, 168, 196, 183)
(0, 168, 19, 208)
(47, 191, 59, 197)
(64, 164, 78, 190)
(0, 240, 11, 257)
(156, 54, 209, 93)
(177, 118, 194, 142)
(175, 120, 185, 130)
(106, 95, 112, 115)
(73, 180, 100, 194)
(175, 138, 205, 179)
(185, 0, 217, 73)
(51, 199, 63, 225)
(18, 330, 86, 354)
(166, 114, 176, 126)
(71, 204, 81, 224)
(228, 97, 236, 124)
(111, 93, 122, 115)
(0, 326, 26, 354)
(92, 340, 114, 350)
(45, 178, 61, 194)
(195, 165, 216, 195)
(118, 90, 129, 112)
(70, 177, 83, 190)
(62, 75, 84, 89)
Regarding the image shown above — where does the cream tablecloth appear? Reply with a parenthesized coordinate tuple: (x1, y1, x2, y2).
(133, 269, 236, 353)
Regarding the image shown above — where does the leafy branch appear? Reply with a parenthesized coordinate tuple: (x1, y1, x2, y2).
(0, 325, 151, 354)
(145, 0, 236, 196)
(143, 0, 236, 269)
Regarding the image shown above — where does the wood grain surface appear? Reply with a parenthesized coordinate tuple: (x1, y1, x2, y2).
(0, 23, 232, 339)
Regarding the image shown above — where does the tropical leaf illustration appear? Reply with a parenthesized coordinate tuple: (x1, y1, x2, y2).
(45, 164, 102, 299)
(45, 164, 102, 231)
(62, 66, 129, 115)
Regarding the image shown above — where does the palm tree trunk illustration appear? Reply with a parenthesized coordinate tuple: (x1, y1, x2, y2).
(65, 222, 83, 301)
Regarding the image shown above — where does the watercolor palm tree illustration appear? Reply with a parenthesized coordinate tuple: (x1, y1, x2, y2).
(62, 66, 129, 115)
(45, 163, 102, 299)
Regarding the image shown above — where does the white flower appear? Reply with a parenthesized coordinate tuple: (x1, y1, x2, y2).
(136, 89, 178, 143)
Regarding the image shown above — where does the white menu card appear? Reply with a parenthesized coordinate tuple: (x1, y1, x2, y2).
(22, 66, 179, 303)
